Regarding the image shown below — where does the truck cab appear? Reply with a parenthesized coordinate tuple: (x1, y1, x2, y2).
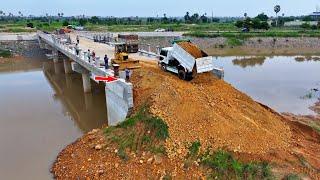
(159, 46, 193, 80)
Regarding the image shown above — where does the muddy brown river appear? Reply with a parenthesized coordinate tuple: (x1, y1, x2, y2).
(0, 56, 319, 179)
(0, 59, 107, 179)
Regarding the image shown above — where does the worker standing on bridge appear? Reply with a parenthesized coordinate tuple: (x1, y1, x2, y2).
(75, 43, 79, 56)
(76, 35, 80, 44)
(92, 50, 96, 62)
(104, 55, 109, 69)
(87, 49, 91, 62)
(125, 67, 130, 82)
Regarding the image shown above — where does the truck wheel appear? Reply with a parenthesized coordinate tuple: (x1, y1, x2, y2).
(161, 63, 167, 71)
(178, 69, 186, 80)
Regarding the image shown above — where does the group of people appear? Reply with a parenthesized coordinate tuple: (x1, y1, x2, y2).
(74, 35, 130, 81)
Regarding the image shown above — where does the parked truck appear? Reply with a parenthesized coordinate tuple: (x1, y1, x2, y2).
(158, 40, 214, 80)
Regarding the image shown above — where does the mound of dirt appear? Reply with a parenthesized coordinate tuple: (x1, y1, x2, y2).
(178, 42, 204, 58)
(131, 61, 292, 159)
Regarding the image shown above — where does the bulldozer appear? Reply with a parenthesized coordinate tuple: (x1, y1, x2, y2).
(111, 43, 141, 70)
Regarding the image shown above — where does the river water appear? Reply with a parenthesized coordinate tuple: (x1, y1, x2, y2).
(0, 59, 107, 180)
(0, 56, 319, 179)
(214, 56, 320, 115)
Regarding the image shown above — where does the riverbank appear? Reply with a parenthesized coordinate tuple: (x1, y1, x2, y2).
(51, 61, 320, 179)
(140, 36, 320, 56)
(0, 35, 47, 59)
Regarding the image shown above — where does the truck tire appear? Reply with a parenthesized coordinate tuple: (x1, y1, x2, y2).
(178, 69, 186, 80)
(160, 63, 167, 71)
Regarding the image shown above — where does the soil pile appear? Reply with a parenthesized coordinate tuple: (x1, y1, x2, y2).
(131, 61, 291, 159)
(51, 61, 320, 179)
(178, 42, 204, 58)
(52, 129, 204, 179)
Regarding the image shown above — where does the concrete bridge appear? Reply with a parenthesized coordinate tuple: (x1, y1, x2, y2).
(37, 31, 135, 126)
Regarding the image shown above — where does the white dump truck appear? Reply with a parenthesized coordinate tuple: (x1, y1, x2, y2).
(158, 41, 214, 80)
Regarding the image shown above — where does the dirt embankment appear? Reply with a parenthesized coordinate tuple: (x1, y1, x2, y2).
(52, 61, 320, 179)
(139, 36, 320, 56)
(132, 62, 291, 158)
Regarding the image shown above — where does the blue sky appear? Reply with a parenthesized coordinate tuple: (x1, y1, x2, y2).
(1, 0, 320, 17)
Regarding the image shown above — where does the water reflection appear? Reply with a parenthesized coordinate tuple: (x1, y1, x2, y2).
(215, 56, 320, 115)
(0, 59, 107, 179)
(232, 56, 266, 68)
(295, 56, 320, 62)
(43, 61, 107, 132)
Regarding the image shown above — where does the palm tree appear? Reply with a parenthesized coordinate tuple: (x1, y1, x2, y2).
(274, 5, 281, 26)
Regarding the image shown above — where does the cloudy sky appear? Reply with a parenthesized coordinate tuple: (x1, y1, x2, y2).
(1, 0, 320, 17)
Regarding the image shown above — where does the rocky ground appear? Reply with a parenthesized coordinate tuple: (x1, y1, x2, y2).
(51, 61, 320, 179)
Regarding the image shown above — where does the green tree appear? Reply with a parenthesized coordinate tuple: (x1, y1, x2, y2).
(78, 18, 87, 26)
(184, 12, 191, 23)
(89, 16, 100, 24)
(62, 20, 69, 26)
(235, 20, 243, 28)
(255, 13, 268, 21)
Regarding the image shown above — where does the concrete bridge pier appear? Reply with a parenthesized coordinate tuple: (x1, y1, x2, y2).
(82, 73, 92, 93)
(54, 62, 64, 74)
(53, 49, 59, 63)
(71, 62, 92, 93)
(63, 59, 73, 74)
(65, 75, 73, 89)
(84, 93, 93, 110)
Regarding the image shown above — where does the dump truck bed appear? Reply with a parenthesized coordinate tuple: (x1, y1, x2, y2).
(171, 43, 214, 73)
(177, 42, 207, 58)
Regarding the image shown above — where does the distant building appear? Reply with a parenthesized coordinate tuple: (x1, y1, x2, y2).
(284, 20, 317, 27)
(310, 12, 320, 20)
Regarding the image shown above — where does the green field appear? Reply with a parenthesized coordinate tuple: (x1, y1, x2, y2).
(1, 19, 320, 38)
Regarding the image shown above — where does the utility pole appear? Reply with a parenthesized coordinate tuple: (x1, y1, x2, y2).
(211, 11, 213, 23)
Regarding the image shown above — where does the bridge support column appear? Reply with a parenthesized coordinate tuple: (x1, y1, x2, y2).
(82, 73, 91, 93)
(71, 62, 92, 93)
(65, 75, 72, 89)
(84, 93, 93, 110)
(54, 62, 63, 74)
(63, 59, 73, 74)
(53, 49, 59, 63)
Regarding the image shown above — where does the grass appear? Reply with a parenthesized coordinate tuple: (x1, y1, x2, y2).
(86, 22, 237, 32)
(187, 140, 201, 158)
(309, 122, 320, 134)
(0, 48, 12, 58)
(226, 37, 244, 47)
(103, 106, 169, 160)
(284, 173, 301, 180)
(185, 30, 320, 38)
(200, 150, 273, 179)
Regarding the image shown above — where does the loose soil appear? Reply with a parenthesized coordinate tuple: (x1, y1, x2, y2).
(178, 42, 204, 58)
(51, 61, 320, 179)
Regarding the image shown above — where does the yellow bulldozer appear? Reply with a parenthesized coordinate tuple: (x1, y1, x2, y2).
(111, 43, 141, 70)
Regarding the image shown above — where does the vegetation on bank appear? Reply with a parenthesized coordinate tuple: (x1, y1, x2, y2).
(184, 30, 320, 38)
(103, 106, 169, 160)
(0, 48, 12, 58)
(182, 140, 274, 179)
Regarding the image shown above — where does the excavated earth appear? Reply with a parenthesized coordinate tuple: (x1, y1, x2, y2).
(52, 61, 320, 179)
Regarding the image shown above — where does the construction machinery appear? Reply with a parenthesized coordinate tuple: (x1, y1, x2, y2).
(158, 40, 215, 80)
(111, 43, 141, 70)
(118, 34, 139, 53)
